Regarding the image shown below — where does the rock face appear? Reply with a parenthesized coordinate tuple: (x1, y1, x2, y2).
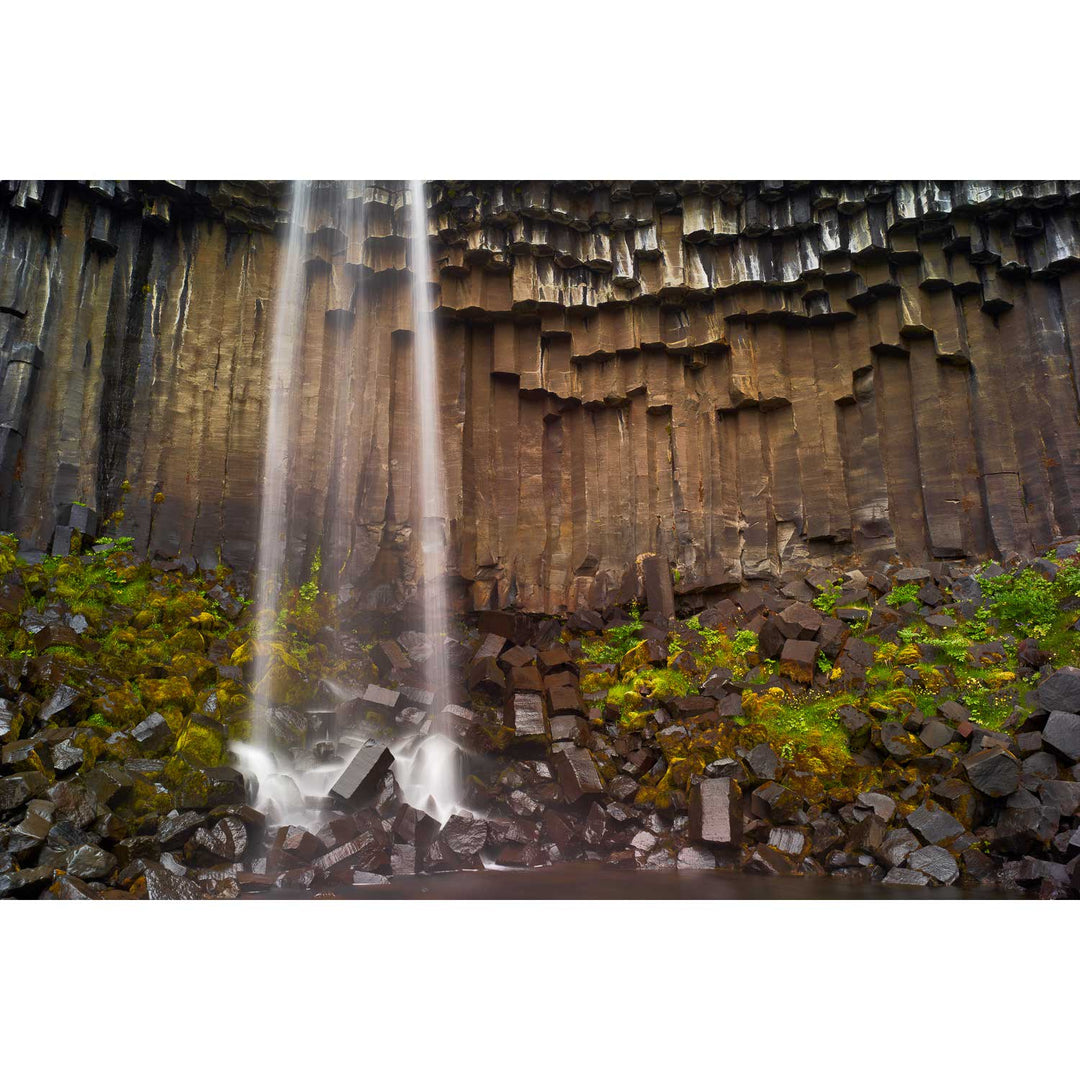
(5, 179, 1080, 613)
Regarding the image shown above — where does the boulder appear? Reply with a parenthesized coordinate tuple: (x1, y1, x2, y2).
(774, 602, 822, 640)
(547, 683, 585, 718)
(878, 826, 921, 868)
(554, 745, 604, 802)
(883, 867, 930, 887)
(441, 813, 488, 857)
(907, 845, 959, 885)
(144, 865, 208, 900)
(466, 655, 506, 700)
(130, 711, 172, 754)
(1038, 668, 1080, 714)
(1042, 711, 1080, 761)
(64, 844, 117, 881)
(750, 782, 803, 824)
(689, 778, 742, 846)
(919, 720, 956, 750)
(855, 791, 896, 822)
(360, 684, 399, 716)
(905, 804, 965, 846)
(745, 743, 780, 781)
(330, 741, 394, 807)
(779, 638, 819, 683)
(676, 845, 718, 870)
(39, 684, 84, 724)
(962, 747, 1021, 797)
(506, 692, 548, 744)
(0, 771, 48, 811)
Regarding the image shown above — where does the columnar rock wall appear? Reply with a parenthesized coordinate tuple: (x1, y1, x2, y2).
(3, 180, 1080, 614)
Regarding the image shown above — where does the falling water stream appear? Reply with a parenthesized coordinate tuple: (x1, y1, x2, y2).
(239, 180, 464, 830)
(405, 177, 460, 817)
(252, 179, 311, 748)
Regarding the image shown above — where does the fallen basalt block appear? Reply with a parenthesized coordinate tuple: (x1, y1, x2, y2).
(554, 745, 604, 802)
(779, 638, 819, 684)
(507, 691, 548, 745)
(330, 741, 394, 808)
(1042, 711, 1080, 762)
(963, 746, 1021, 797)
(689, 778, 742, 847)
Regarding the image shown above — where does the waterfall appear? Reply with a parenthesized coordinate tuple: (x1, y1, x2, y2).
(402, 178, 461, 819)
(243, 179, 463, 827)
(252, 179, 311, 748)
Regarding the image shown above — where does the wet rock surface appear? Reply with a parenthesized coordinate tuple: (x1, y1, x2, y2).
(2, 539, 1080, 899)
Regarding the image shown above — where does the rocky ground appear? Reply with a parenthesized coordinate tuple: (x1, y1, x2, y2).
(1, 532, 1079, 899)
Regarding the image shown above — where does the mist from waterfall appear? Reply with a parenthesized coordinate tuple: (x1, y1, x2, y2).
(252, 179, 311, 748)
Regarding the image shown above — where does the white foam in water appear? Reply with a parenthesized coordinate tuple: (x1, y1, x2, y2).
(230, 740, 340, 831)
(233, 728, 469, 830)
(391, 731, 465, 825)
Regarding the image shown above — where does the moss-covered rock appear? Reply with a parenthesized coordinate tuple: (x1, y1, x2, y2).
(169, 653, 217, 689)
(168, 627, 206, 654)
(137, 675, 195, 714)
(93, 684, 144, 728)
(174, 713, 226, 767)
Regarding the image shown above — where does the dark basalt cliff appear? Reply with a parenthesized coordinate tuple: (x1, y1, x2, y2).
(2, 180, 1080, 613)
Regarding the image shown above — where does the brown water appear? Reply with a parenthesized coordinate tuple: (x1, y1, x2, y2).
(254, 864, 1017, 900)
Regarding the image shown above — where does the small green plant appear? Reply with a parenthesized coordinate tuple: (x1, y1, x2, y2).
(812, 579, 843, 614)
(581, 603, 643, 666)
(978, 566, 1059, 639)
(298, 548, 322, 603)
(732, 629, 758, 656)
(885, 581, 921, 607)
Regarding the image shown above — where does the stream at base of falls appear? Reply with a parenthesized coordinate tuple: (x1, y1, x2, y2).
(246, 862, 1017, 900)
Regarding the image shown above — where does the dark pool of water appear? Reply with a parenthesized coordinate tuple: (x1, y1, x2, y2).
(255, 863, 1017, 900)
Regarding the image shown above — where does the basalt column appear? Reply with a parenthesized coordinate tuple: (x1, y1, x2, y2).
(3, 180, 1080, 615)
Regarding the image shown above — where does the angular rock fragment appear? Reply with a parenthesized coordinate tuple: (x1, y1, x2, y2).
(779, 638, 819, 683)
(507, 691, 548, 744)
(878, 826, 921, 868)
(750, 781, 803, 824)
(0, 771, 48, 811)
(905, 804, 965, 846)
(1038, 668, 1080, 714)
(130, 711, 172, 754)
(688, 777, 742, 847)
(676, 844, 717, 870)
(907, 845, 959, 885)
(64, 844, 117, 880)
(330, 741, 394, 807)
(554, 745, 604, 802)
(883, 867, 931, 887)
(746, 743, 779, 781)
(144, 865, 208, 900)
(1042, 711, 1080, 761)
(963, 747, 1021, 797)
(441, 812, 488, 857)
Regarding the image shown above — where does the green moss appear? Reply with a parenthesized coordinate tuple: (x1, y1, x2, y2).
(175, 714, 226, 767)
(93, 684, 144, 727)
(137, 675, 195, 714)
(741, 686, 855, 759)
